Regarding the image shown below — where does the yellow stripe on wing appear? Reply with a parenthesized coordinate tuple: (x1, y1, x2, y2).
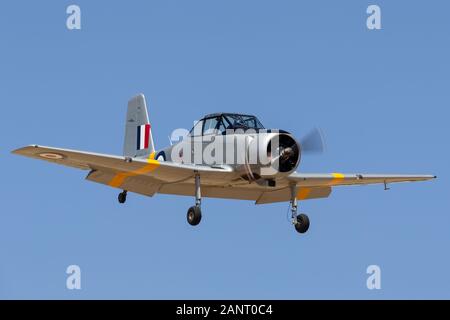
(296, 188, 312, 200)
(108, 158, 160, 188)
(330, 172, 345, 185)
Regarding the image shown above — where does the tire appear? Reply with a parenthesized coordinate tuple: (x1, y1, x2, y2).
(118, 192, 126, 204)
(294, 213, 310, 234)
(187, 206, 202, 226)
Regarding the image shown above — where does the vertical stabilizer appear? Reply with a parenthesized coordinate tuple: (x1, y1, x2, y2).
(123, 94, 155, 158)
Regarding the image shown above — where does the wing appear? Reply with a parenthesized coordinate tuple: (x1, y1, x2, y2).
(12, 145, 237, 197)
(287, 172, 436, 187)
(255, 172, 436, 204)
(256, 171, 436, 205)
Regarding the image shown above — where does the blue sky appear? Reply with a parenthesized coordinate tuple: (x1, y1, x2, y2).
(1, 0, 449, 299)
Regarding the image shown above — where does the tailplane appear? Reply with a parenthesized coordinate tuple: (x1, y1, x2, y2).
(123, 94, 155, 158)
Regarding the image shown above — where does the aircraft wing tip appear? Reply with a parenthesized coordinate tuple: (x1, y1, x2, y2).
(11, 144, 39, 155)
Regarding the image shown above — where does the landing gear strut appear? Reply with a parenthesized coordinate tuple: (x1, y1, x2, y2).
(290, 185, 310, 234)
(118, 190, 127, 204)
(187, 174, 202, 226)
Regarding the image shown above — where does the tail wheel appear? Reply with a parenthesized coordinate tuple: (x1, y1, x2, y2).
(118, 191, 127, 204)
(187, 206, 202, 226)
(294, 213, 310, 234)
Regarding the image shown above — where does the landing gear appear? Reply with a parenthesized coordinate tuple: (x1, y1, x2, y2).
(118, 190, 127, 204)
(290, 185, 310, 234)
(187, 173, 202, 226)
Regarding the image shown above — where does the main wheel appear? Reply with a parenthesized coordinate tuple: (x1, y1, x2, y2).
(294, 213, 310, 234)
(118, 191, 127, 204)
(187, 206, 202, 226)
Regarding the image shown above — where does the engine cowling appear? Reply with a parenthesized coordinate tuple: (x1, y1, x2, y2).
(243, 131, 300, 180)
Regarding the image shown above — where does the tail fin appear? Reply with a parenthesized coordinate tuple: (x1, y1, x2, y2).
(123, 94, 155, 158)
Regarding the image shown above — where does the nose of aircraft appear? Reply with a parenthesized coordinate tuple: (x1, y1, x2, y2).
(268, 133, 300, 173)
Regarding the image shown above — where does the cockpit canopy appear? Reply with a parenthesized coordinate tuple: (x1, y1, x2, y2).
(189, 113, 265, 136)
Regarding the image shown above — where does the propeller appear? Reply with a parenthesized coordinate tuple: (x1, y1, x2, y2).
(299, 127, 326, 154)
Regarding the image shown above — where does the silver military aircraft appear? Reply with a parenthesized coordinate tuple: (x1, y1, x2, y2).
(12, 94, 436, 234)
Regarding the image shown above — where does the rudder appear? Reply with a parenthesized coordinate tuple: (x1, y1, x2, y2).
(123, 94, 155, 158)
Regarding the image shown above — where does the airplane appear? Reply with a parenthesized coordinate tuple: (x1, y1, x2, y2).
(12, 94, 436, 234)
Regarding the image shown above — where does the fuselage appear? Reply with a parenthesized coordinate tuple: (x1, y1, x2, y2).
(154, 113, 301, 184)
